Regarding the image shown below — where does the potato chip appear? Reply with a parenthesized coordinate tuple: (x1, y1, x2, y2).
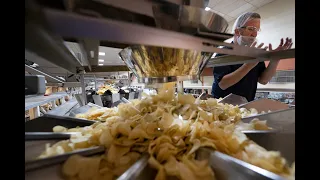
(53, 125, 67, 132)
(62, 154, 82, 176)
(38, 84, 292, 180)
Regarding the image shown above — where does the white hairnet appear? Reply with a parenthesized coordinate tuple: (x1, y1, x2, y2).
(232, 12, 261, 33)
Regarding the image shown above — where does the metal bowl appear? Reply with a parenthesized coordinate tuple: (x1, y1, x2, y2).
(119, 46, 213, 84)
(152, 4, 229, 34)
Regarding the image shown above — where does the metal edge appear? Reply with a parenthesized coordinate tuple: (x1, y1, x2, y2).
(196, 148, 287, 180)
(25, 146, 105, 172)
(242, 130, 279, 134)
(25, 132, 80, 141)
(43, 8, 269, 58)
(117, 154, 150, 180)
(42, 114, 96, 125)
(138, 75, 199, 84)
(241, 108, 295, 122)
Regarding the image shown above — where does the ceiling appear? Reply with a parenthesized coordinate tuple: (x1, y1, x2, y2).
(206, 0, 276, 24)
(98, 46, 125, 66)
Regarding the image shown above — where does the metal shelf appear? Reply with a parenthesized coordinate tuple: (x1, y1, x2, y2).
(25, 2, 295, 74)
(37, 8, 267, 57)
(207, 49, 295, 67)
(46, 99, 78, 116)
(25, 92, 69, 111)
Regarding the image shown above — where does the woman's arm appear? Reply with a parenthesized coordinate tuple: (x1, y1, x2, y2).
(258, 60, 280, 84)
(218, 62, 257, 90)
(258, 38, 293, 84)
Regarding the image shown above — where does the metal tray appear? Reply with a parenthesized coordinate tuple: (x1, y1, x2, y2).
(242, 108, 295, 133)
(25, 114, 95, 132)
(240, 98, 289, 113)
(26, 131, 293, 180)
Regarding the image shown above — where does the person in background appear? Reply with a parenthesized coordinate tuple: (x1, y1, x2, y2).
(211, 12, 293, 101)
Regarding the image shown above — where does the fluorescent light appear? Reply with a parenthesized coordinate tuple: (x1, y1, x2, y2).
(90, 51, 94, 58)
(98, 59, 104, 62)
(99, 52, 105, 56)
(205, 7, 211, 11)
(98, 64, 103, 66)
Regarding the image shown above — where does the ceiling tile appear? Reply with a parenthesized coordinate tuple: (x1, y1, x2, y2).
(208, 9, 225, 17)
(227, 3, 255, 18)
(207, 0, 224, 7)
(211, 0, 237, 12)
(223, 14, 235, 22)
(247, 0, 275, 8)
(217, 0, 248, 14)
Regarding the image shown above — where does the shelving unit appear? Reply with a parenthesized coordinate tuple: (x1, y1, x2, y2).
(25, 92, 78, 120)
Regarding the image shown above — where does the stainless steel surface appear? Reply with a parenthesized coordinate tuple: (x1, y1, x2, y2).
(25, 146, 105, 172)
(25, 140, 60, 162)
(242, 130, 279, 134)
(25, 92, 69, 111)
(92, 95, 104, 106)
(26, 164, 63, 180)
(25, 75, 46, 95)
(245, 133, 295, 165)
(25, 2, 82, 74)
(218, 93, 248, 105)
(69, 103, 103, 117)
(152, 4, 228, 34)
(207, 49, 295, 67)
(240, 98, 289, 113)
(46, 99, 79, 116)
(196, 148, 287, 180)
(177, 81, 184, 93)
(197, 28, 233, 41)
(138, 76, 198, 84)
(242, 108, 295, 133)
(25, 64, 64, 83)
(120, 97, 131, 103)
(43, 8, 269, 57)
(78, 39, 99, 68)
(80, 74, 87, 105)
(119, 45, 213, 84)
(117, 154, 150, 180)
(93, 0, 154, 17)
(25, 132, 78, 141)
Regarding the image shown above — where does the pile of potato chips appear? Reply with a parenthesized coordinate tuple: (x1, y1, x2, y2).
(39, 83, 294, 180)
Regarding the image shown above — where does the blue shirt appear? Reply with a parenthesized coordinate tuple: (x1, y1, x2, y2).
(211, 48, 266, 101)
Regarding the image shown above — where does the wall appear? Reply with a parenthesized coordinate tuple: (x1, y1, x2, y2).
(265, 58, 295, 70)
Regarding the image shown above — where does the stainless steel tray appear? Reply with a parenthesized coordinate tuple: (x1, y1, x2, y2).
(242, 108, 295, 133)
(25, 95, 295, 180)
(26, 131, 293, 180)
(240, 98, 289, 113)
(218, 93, 248, 105)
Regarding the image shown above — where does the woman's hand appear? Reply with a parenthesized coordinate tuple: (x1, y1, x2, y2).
(269, 37, 293, 51)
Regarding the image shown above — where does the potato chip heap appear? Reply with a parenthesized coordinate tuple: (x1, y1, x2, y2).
(97, 85, 118, 95)
(39, 83, 294, 180)
(240, 107, 272, 118)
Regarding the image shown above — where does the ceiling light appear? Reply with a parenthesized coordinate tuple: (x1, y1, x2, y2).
(90, 51, 94, 58)
(205, 7, 211, 11)
(99, 52, 105, 56)
(98, 59, 104, 62)
(98, 64, 103, 66)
